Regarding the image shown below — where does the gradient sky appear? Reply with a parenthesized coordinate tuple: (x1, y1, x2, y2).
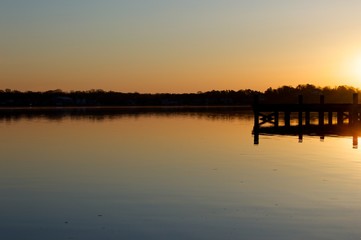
(1, 0, 361, 93)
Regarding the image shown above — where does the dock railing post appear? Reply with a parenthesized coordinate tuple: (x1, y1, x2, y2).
(319, 95, 324, 126)
(274, 111, 279, 128)
(298, 95, 303, 127)
(305, 111, 310, 126)
(337, 111, 343, 125)
(253, 95, 260, 145)
(328, 112, 333, 125)
(298, 95, 303, 141)
(284, 111, 291, 127)
(253, 95, 259, 128)
(352, 93, 358, 126)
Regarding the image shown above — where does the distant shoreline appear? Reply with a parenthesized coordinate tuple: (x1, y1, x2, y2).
(0, 85, 359, 107)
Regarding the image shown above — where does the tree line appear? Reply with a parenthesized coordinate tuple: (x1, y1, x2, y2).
(0, 84, 359, 107)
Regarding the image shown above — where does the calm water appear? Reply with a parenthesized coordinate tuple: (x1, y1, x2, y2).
(1, 109, 361, 240)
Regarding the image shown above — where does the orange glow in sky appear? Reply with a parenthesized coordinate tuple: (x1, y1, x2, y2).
(1, 1, 361, 93)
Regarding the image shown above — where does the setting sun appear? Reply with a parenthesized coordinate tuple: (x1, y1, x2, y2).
(349, 55, 361, 81)
(335, 51, 361, 88)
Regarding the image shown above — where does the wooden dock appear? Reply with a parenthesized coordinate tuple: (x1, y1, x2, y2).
(252, 93, 361, 148)
(253, 93, 360, 127)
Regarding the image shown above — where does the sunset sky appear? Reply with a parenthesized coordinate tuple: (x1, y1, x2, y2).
(1, 1, 361, 93)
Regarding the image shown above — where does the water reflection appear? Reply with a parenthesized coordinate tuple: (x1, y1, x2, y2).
(2, 109, 361, 239)
(0, 106, 252, 122)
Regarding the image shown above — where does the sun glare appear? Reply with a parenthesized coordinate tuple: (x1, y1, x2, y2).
(338, 52, 361, 88)
(349, 56, 361, 79)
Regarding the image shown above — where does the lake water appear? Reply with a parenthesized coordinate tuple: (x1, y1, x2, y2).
(1, 108, 361, 240)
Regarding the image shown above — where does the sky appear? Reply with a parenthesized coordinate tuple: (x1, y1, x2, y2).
(1, 0, 361, 93)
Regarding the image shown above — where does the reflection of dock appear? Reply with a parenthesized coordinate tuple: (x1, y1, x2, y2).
(252, 94, 361, 148)
(253, 124, 360, 148)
